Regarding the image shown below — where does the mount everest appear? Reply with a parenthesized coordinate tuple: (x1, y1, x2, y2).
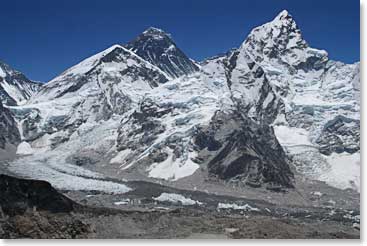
(0, 10, 360, 195)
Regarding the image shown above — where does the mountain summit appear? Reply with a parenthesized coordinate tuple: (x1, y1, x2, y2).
(242, 9, 328, 70)
(141, 27, 172, 39)
(0, 61, 42, 106)
(125, 27, 199, 78)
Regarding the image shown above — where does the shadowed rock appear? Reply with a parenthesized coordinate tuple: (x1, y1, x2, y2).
(0, 174, 75, 216)
(125, 27, 199, 78)
(194, 111, 294, 188)
(0, 101, 20, 149)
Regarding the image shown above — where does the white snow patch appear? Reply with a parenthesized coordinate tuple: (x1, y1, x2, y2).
(274, 125, 313, 151)
(16, 142, 34, 155)
(154, 206, 170, 210)
(318, 152, 360, 192)
(0, 66, 6, 77)
(153, 193, 202, 206)
(262, 93, 274, 108)
(114, 198, 130, 205)
(311, 191, 323, 197)
(147, 149, 200, 181)
(217, 202, 260, 212)
(110, 149, 131, 164)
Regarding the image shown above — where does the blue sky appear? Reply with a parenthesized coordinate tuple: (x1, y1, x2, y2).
(0, 0, 359, 82)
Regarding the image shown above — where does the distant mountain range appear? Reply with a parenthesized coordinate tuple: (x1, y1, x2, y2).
(0, 10, 360, 194)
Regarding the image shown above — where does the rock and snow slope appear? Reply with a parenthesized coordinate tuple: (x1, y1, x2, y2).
(5, 10, 360, 193)
(0, 61, 42, 106)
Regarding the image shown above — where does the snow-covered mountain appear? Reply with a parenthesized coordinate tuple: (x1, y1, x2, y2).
(0, 61, 42, 106)
(125, 27, 200, 78)
(20, 45, 169, 143)
(6, 10, 360, 193)
(230, 10, 360, 191)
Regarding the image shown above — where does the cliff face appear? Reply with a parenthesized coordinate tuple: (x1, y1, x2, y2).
(0, 174, 75, 215)
(0, 174, 93, 239)
(0, 101, 20, 149)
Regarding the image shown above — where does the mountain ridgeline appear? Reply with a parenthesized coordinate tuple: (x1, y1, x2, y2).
(0, 61, 42, 106)
(2, 10, 360, 193)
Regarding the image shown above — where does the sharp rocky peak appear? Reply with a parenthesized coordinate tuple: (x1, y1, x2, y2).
(240, 9, 330, 70)
(270, 9, 301, 36)
(245, 9, 305, 48)
(125, 27, 199, 78)
(273, 10, 292, 22)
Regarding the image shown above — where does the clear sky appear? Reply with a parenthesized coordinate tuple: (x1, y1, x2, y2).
(0, 0, 360, 82)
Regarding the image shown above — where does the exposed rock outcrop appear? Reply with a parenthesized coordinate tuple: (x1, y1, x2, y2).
(194, 111, 293, 188)
(126, 27, 199, 78)
(0, 174, 75, 215)
(0, 101, 20, 149)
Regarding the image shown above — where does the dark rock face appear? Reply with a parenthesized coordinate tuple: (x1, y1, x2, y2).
(117, 98, 170, 152)
(0, 61, 42, 106)
(194, 111, 294, 188)
(316, 116, 360, 155)
(0, 175, 91, 239)
(225, 51, 285, 125)
(0, 174, 75, 216)
(0, 83, 17, 106)
(126, 27, 199, 78)
(0, 101, 20, 149)
(212, 39, 294, 188)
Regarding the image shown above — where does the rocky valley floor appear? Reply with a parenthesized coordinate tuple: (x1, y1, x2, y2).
(0, 162, 360, 239)
(0, 207, 360, 239)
